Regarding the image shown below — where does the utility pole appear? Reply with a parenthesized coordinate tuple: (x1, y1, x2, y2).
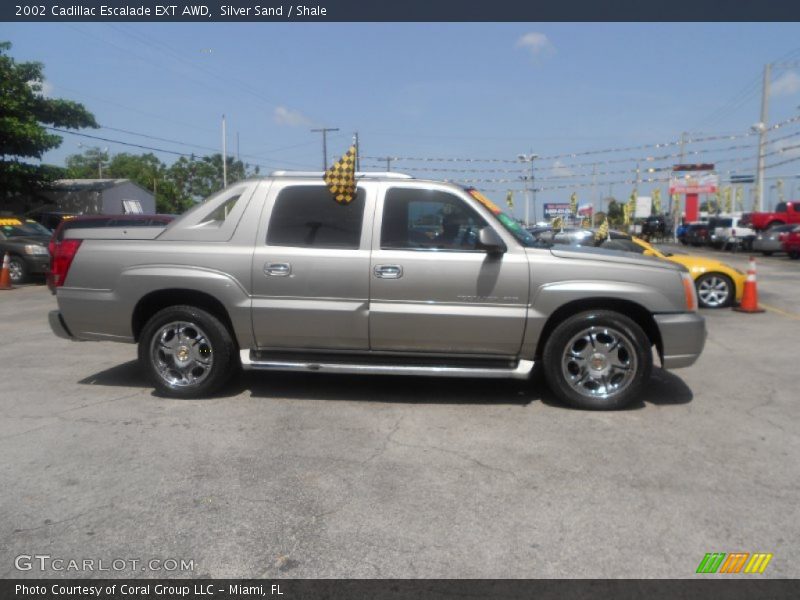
(222, 114, 228, 189)
(311, 127, 339, 170)
(377, 157, 394, 171)
(756, 63, 771, 212)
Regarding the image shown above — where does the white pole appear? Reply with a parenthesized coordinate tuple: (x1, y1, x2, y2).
(756, 63, 771, 212)
(222, 114, 228, 189)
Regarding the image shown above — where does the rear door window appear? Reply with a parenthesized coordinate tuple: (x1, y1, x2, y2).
(267, 186, 366, 249)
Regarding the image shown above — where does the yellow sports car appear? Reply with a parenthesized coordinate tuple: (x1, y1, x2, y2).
(619, 236, 745, 309)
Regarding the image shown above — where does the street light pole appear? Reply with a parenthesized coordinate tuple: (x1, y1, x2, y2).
(518, 153, 538, 227)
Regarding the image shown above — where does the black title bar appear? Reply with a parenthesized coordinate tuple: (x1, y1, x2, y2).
(4, 0, 800, 21)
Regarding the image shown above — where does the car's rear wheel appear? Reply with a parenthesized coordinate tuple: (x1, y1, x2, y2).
(695, 273, 733, 308)
(139, 305, 236, 398)
(542, 310, 652, 410)
(789, 250, 800, 260)
(762, 251, 773, 257)
(8, 255, 27, 284)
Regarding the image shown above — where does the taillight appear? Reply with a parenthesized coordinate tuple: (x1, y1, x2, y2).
(51, 239, 82, 288)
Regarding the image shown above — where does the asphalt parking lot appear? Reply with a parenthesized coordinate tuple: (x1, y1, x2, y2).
(1, 251, 798, 579)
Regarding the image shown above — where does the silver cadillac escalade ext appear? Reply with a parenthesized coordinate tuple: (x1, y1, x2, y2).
(48, 172, 705, 410)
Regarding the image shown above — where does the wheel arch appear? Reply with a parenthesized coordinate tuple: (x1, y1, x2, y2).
(132, 289, 237, 345)
(534, 298, 663, 362)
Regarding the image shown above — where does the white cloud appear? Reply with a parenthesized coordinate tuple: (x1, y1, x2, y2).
(273, 106, 312, 126)
(771, 71, 800, 97)
(516, 32, 555, 59)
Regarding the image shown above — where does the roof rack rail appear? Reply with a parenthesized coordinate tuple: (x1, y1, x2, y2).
(269, 170, 413, 179)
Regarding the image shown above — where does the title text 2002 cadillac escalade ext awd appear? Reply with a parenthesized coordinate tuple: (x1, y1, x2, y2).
(48, 172, 706, 410)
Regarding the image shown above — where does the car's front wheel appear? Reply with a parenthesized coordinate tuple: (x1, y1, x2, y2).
(695, 273, 733, 308)
(8, 255, 27, 284)
(542, 310, 652, 410)
(139, 305, 237, 398)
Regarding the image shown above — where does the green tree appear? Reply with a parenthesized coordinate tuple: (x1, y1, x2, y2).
(605, 198, 624, 227)
(0, 41, 97, 207)
(65, 146, 109, 179)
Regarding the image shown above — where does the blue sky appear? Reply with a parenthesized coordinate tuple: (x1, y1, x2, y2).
(6, 22, 800, 218)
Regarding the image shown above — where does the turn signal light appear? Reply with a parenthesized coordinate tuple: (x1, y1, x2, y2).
(682, 272, 697, 312)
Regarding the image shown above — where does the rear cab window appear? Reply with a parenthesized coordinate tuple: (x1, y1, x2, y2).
(267, 185, 366, 249)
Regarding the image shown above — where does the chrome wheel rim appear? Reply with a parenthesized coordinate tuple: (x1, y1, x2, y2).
(150, 321, 214, 388)
(697, 276, 729, 307)
(8, 259, 23, 282)
(561, 325, 637, 400)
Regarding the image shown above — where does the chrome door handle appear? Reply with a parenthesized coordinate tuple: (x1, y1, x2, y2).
(264, 262, 291, 277)
(374, 264, 403, 279)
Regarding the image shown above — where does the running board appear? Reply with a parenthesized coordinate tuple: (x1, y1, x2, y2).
(239, 350, 534, 380)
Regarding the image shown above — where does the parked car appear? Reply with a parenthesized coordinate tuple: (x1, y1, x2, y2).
(740, 200, 800, 231)
(0, 217, 51, 284)
(47, 214, 175, 291)
(752, 224, 795, 256)
(708, 215, 756, 250)
(28, 210, 78, 231)
(571, 229, 745, 309)
(640, 215, 672, 241)
(684, 222, 711, 247)
(782, 225, 800, 259)
(47, 173, 706, 410)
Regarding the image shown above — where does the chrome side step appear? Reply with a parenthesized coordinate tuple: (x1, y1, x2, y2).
(239, 350, 534, 380)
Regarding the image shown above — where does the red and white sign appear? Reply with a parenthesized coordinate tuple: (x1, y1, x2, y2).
(669, 172, 718, 195)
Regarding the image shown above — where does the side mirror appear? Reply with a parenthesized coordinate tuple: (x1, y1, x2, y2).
(478, 227, 506, 255)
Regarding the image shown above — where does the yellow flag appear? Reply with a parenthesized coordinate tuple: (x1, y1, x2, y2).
(324, 145, 357, 204)
(653, 189, 661, 214)
(735, 187, 743, 212)
(724, 187, 732, 214)
(506, 190, 514, 209)
(552, 216, 563, 230)
(570, 192, 578, 216)
(595, 218, 609, 241)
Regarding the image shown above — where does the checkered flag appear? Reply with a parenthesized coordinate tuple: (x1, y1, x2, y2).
(324, 145, 357, 204)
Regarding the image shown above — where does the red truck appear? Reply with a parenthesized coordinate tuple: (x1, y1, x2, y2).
(740, 201, 800, 231)
(782, 226, 800, 259)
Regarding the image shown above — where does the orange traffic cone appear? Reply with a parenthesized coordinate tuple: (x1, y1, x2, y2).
(0, 252, 12, 290)
(733, 256, 765, 313)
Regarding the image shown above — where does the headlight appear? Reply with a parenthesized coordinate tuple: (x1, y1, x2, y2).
(681, 272, 698, 312)
(24, 244, 48, 255)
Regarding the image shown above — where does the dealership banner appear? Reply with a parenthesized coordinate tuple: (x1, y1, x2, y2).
(669, 172, 719, 195)
(543, 203, 571, 219)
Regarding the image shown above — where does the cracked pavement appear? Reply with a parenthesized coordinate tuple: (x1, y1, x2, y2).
(1, 267, 798, 578)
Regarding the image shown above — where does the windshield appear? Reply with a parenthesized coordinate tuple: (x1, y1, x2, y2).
(0, 218, 51, 238)
(464, 188, 541, 247)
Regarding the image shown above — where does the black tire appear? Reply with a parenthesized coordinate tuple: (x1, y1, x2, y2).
(542, 310, 652, 410)
(695, 272, 734, 309)
(8, 255, 27, 284)
(138, 305, 237, 398)
(789, 250, 800, 260)
(762, 251, 773, 257)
